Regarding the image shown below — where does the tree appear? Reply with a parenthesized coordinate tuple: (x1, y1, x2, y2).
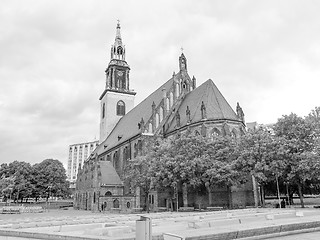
(0, 163, 9, 178)
(150, 135, 208, 209)
(0, 161, 34, 202)
(8, 161, 33, 202)
(0, 176, 15, 202)
(202, 136, 246, 208)
(274, 113, 316, 207)
(306, 106, 320, 155)
(124, 155, 154, 212)
(32, 159, 70, 200)
(237, 128, 288, 206)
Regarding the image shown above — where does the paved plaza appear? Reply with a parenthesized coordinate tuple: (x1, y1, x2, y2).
(1, 207, 320, 239)
(263, 231, 320, 240)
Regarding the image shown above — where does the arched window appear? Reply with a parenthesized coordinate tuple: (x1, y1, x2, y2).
(134, 143, 138, 158)
(156, 113, 160, 128)
(166, 97, 170, 111)
(102, 103, 105, 118)
(116, 100, 125, 116)
(148, 123, 153, 133)
(170, 92, 174, 107)
(105, 191, 112, 196)
(159, 107, 164, 122)
(113, 151, 118, 168)
(181, 81, 187, 90)
(113, 199, 120, 208)
(210, 128, 221, 138)
(114, 151, 120, 173)
(117, 46, 123, 55)
(123, 146, 128, 163)
(176, 83, 180, 97)
(137, 140, 142, 151)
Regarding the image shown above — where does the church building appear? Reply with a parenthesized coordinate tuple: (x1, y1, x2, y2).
(74, 22, 256, 212)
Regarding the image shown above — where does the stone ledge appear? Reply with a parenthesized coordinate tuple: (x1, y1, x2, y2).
(184, 221, 320, 240)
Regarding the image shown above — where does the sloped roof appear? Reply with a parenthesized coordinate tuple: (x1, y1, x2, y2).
(99, 161, 123, 185)
(167, 79, 239, 132)
(97, 73, 177, 155)
(96, 75, 240, 156)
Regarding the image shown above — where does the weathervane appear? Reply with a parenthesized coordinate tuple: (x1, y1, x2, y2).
(180, 47, 184, 53)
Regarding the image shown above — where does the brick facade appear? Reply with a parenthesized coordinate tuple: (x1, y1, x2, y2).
(74, 23, 258, 212)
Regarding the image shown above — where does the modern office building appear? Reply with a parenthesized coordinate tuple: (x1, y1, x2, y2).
(67, 140, 99, 186)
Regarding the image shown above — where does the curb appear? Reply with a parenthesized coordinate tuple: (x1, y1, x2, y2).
(185, 221, 320, 240)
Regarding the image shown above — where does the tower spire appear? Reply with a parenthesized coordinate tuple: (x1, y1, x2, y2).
(110, 20, 125, 61)
(115, 20, 122, 44)
(100, 22, 136, 142)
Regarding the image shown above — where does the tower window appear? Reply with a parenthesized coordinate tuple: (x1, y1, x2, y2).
(117, 46, 123, 55)
(116, 100, 126, 116)
(102, 103, 105, 118)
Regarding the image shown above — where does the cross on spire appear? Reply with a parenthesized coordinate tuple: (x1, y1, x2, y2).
(115, 19, 122, 42)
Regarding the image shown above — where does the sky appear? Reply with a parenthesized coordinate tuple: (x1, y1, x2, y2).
(0, 0, 319, 167)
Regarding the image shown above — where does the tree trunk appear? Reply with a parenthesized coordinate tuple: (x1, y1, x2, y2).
(297, 182, 304, 208)
(207, 186, 212, 206)
(145, 191, 150, 213)
(252, 175, 259, 207)
(260, 184, 265, 207)
(227, 185, 232, 209)
(183, 183, 188, 207)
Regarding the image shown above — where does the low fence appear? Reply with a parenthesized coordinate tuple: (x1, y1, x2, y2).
(0, 206, 44, 214)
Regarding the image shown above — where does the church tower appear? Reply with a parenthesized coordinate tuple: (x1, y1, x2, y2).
(99, 21, 136, 142)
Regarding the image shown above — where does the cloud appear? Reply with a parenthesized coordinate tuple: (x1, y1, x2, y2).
(0, 0, 319, 167)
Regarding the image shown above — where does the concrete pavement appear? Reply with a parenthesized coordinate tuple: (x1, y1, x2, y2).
(1, 207, 320, 239)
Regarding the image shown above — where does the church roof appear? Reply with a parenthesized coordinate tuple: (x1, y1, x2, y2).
(167, 79, 239, 132)
(97, 74, 241, 157)
(99, 161, 123, 186)
(97, 73, 176, 155)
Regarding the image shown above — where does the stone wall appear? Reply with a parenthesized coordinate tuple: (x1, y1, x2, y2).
(99, 196, 136, 213)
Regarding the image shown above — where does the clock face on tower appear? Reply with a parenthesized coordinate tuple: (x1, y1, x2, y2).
(117, 70, 123, 77)
(116, 70, 126, 89)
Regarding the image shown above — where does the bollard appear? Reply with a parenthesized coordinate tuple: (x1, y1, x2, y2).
(136, 216, 152, 240)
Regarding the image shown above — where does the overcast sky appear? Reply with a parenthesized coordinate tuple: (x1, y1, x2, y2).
(1, 0, 319, 167)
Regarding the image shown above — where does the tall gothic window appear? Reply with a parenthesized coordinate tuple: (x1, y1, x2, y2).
(170, 92, 174, 107)
(102, 103, 105, 118)
(116, 100, 125, 116)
